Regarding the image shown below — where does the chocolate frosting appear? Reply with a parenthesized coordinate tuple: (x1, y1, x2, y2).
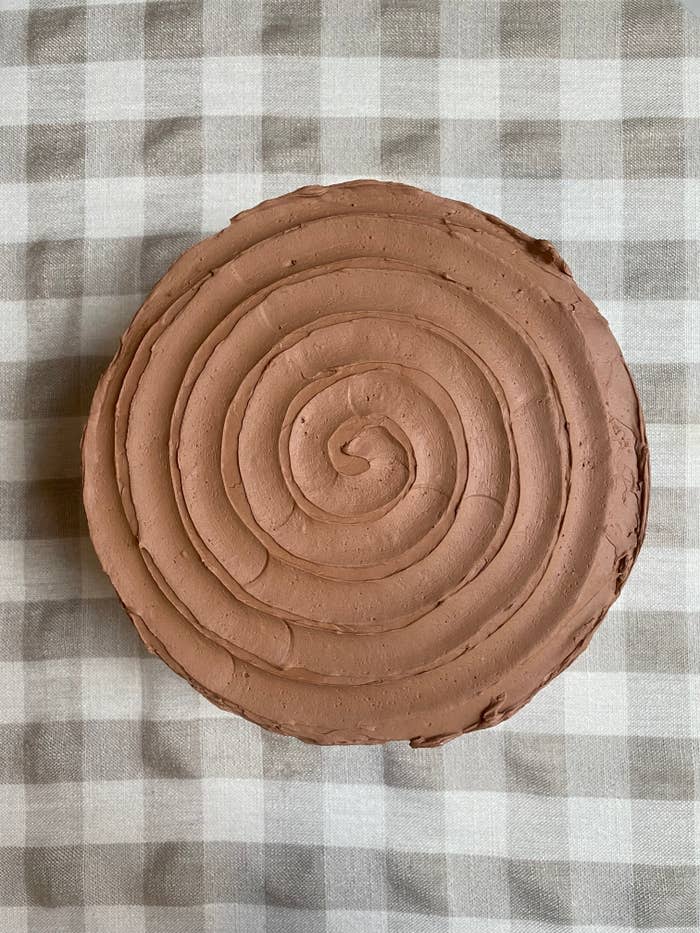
(82, 180, 648, 746)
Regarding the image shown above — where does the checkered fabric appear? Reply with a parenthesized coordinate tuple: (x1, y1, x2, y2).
(0, 1, 698, 931)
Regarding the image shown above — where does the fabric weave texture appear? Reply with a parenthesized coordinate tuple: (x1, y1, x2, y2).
(0, 1, 698, 931)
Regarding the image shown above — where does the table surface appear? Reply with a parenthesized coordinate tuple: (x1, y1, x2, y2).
(0, 1, 698, 931)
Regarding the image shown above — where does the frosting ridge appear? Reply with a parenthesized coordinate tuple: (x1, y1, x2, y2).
(82, 180, 648, 745)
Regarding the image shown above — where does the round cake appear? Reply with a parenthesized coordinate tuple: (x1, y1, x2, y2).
(82, 180, 648, 746)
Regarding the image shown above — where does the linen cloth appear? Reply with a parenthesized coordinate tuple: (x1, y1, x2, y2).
(0, 1, 698, 930)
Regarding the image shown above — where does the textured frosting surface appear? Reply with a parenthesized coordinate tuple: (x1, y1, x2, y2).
(82, 180, 648, 746)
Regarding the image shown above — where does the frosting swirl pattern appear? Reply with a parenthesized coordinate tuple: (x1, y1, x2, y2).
(83, 181, 648, 745)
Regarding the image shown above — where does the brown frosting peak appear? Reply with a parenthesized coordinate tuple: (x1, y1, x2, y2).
(82, 180, 648, 746)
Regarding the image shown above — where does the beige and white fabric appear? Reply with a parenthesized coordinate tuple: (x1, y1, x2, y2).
(0, 1, 698, 930)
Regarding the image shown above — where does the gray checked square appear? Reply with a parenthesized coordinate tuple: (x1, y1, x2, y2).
(440, 1, 499, 58)
(381, 118, 440, 175)
(571, 862, 633, 925)
(622, 0, 685, 58)
(144, 175, 202, 236)
(561, 119, 623, 179)
(83, 722, 144, 783)
(203, 2, 261, 56)
(22, 598, 137, 662)
(625, 611, 692, 674)
(262, 115, 321, 173)
(0, 361, 25, 419)
(628, 736, 697, 800)
(144, 842, 205, 906)
(145, 118, 204, 176)
(0, 126, 26, 184)
(27, 239, 83, 301)
(145, 2, 203, 60)
(649, 486, 700, 549)
(500, 1, 561, 57)
(0, 848, 23, 906)
(322, 0, 380, 56)
(501, 120, 561, 178)
(25, 781, 82, 848)
(0, 604, 23, 662)
(265, 844, 326, 910)
(25, 297, 81, 362)
(441, 119, 500, 178)
(565, 735, 630, 798)
(443, 728, 508, 792)
(324, 847, 386, 909)
(204, 116, 261, 174)
(83, 236, 142, 297)
(383, 744, 444, 790)
(262, 0, 321, 56)
(504, 733, 567, 796)
(201, 719, 263, 779)
(24, 721, 83, 784)
(320, 117, 381, 176)
(560, 1, 622, 58)
(262, 727, 322, 780)
(142, 721, 203, 781)
(623, 242, 694, 301)
(447, 855, 510, 917)
(1, 477, 81, 540)
(509, 859, 573, 924)
(633, 865, 699, 925)
(84, 845, 146, 905)
(623, 117, 687, 178)
(386, 850, 449, 915)
(139, 233, 202, 292)
(85, 120, 144, 179)
(27, 123, 85, 183)
(205, 841, 265, 903)
(28, 7, 86, 66)
(25, 847, 84, 906)
(0, 10, 28, 67)
(381, 0, 440, 58)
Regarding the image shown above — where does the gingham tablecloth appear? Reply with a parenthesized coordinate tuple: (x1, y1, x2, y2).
(1, 1, 698, 931)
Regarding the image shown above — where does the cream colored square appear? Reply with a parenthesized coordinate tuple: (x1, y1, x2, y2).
(439, 177, 502, 217)
(0, 540, 24, 602)
(203, 56, 263, 116)
(202, 777, 264, 842)
(84, 906, 146, 933)
(0, 302, 26, 362)
(85, 61, 145, 122)
(0, 420, 25, 482)
(561, 179, 623, 241)
(81, 537, 117, 600)
(201, 172, 262, 232)
(83, 780, 145, 844)
(0, 784, 25, 844)
(563, 671, 628, 736)
(323, 782, 385, 849)
(80, 294, 142, 357)
(568, 796, 632, 862)
(0, 184, 27, 244)
(144, 778, 203, 842)
(445, 790, 507, 856)
(2, 66, 27, 125)
(81, 657, 142, 721)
